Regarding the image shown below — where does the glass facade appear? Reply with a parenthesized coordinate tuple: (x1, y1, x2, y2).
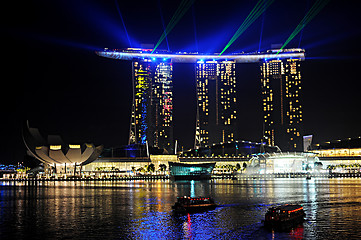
(260, 56, 303, 151)
(310, 137, 361, 166)
(248, 152, 318, 174)
(169, 162, 215, 177)
(195, 60, 237, 148)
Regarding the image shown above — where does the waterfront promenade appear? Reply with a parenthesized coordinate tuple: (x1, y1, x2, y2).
(2, 172, 361, 182)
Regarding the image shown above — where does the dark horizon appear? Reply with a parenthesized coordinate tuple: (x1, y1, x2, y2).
(2, 0, 361, 164)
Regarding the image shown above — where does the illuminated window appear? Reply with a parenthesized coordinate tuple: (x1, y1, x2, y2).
(50, 145, 61, 150)
(69, 144, 81, 149)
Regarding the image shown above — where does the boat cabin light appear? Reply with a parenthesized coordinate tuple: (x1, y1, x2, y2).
(288, 207, 303, 213)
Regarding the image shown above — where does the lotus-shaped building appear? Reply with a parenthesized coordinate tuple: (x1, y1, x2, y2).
(23, 122, 103, 174)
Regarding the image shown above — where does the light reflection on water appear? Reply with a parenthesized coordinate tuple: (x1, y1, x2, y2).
(1, 179, 361, 239)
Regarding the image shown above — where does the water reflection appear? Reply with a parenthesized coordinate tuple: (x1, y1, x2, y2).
(190, 180, 195, 197)
(1, 179, 361, 239)
(183, 213, 192, 239)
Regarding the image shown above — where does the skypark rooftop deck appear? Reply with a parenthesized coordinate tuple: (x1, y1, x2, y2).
(96, 48, 305, 63)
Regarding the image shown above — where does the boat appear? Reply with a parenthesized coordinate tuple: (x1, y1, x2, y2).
(264, 204, 305, 230)
(168, 162, 215, 180)
(172, 196, 217, 213)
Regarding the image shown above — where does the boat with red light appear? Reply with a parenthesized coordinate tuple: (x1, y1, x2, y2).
(264, 204, 305, 230)
(172, 196, 217, 213)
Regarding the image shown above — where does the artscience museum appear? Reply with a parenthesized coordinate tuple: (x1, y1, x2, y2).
(23, 122, 103, 175)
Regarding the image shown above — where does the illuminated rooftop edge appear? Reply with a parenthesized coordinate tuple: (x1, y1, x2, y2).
(96, 48, 305, 63)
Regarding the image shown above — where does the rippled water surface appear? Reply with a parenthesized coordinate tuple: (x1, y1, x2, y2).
(1, 178, 361, 239)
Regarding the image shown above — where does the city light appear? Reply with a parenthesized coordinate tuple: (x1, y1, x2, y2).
(3, 1, 361, 239)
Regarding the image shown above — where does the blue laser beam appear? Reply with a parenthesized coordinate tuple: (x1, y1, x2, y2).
(158, 0, 170, 51)
(115, 0, 132, 47)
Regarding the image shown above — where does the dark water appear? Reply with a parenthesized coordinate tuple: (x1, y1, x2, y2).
(1, 179, 361, 239)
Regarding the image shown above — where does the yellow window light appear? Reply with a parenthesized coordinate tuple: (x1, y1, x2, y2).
(69, 144, 81, 149)
(50, 145, 61, 150)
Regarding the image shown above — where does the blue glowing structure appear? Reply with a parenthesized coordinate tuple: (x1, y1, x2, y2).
(140, 99, 147, 145)
(96, 48, 305, 63)
(169, 162, 216, 180)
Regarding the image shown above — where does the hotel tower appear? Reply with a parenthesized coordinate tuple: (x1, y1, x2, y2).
(96, 47, 305, 152)
(129, 58, 173, 152)
(194, 60, 237, 148)
(260, 50, 303, 151)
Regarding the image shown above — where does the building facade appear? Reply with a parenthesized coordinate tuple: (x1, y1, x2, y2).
(248, 152, 318, 174)
(129, 58, 174, 152)
(260, 50, 304, 151)
(309, 137, 361, 167)
(195, 60, 237, 148)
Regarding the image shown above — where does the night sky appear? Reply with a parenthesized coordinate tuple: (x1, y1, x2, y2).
(3, 0, 361, 164)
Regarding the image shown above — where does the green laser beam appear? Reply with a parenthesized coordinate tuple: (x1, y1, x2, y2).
(152, 0, 195, 54)
(220, 0, 274, 55)
(152, 0, 193, 53)
(279, 0, 328, 51)
(277, 0, 330, 54)
(167, 0, 188, 29)
(152, 0, 190, 53)
(220, 0, 273, 55)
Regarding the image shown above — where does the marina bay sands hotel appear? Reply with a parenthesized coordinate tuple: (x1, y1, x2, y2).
(96, 48, 305, 152)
